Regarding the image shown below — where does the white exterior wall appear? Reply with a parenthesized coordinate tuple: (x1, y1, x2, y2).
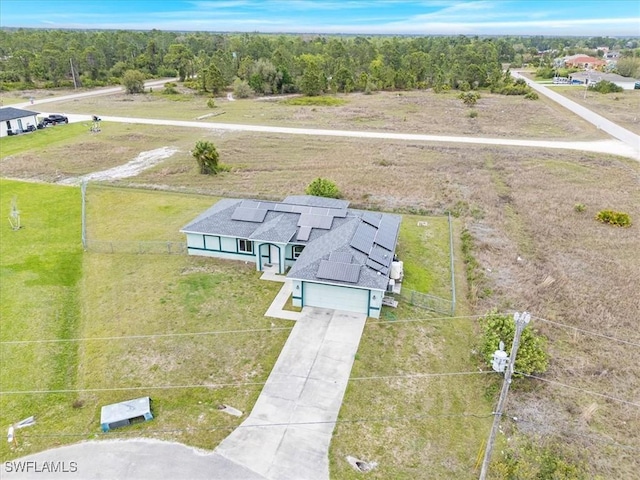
(185, 233, 256, 264)
(1, 114, 39, 137)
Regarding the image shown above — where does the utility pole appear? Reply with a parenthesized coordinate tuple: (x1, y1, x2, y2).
(479, 311, 531, 480)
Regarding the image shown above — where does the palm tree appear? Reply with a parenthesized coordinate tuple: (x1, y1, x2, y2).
(192, 141, 219, 174)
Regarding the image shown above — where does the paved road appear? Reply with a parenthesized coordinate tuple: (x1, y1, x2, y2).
(512, 71, 640, 158)
(40, 112, 639, 161)
(2, 439, 264, 480)
(9, 79, 176, 110)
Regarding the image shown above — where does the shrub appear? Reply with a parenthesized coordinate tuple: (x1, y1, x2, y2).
(191, 141, 220, 175)
(232, 78, 253, 98)
(574, 203, 586, 213)
(121, 69, 146, 94)
(479, 310, 549, 375)
(207, 97, 216, 108)
(588, 80, 623, 94)
(596, 210, 631, 227)
(459, 91, 481, 106)
(468, 109, 478, 118)
(162, 82, 178, 94)
(524, 91, 539, 100)
(305, 178, 341, 198)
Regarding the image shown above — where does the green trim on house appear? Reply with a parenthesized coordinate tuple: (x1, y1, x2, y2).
(187, 246, 255, 256)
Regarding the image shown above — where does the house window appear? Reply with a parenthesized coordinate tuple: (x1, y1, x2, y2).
(238, 239, 253, 254)
(292, 245, 305, 259)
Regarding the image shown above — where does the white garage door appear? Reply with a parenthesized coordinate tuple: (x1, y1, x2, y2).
(303, 282, 369, 314)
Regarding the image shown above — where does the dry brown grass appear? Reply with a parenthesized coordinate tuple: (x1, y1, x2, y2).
(37, 88, 609, 141)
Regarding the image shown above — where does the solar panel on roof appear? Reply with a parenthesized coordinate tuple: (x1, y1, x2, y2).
(274, 204, 294, 212)
(309, 207, 330, 216)
(369, 244, 393, 267)
(290, 205, 312, 214)
(317, 260, 361, 283)
(330, 252, 353, 263)
(366, 258, 384, 271)
(374, 217, 399, 250)
(296, 225, 312, 241)
(240, 200, 261, 209)
(298, 214, 333, 230)
(362, 211, 382, 227)
(374, 229, 396, 250)
(366, 259, 389, 275)
(231, 207, 268, 223)
(350, 222, 376, 254)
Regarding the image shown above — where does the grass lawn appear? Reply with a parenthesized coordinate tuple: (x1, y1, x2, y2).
(0, 180, 289, 461)
(330, 215, 490, 479)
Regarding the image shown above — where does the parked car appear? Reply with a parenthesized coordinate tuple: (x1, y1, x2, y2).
(635, 81, 640, 90)
(41, 114, 69, 126)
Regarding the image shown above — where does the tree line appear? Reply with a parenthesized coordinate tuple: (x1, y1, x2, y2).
(1, 29, 638, 96)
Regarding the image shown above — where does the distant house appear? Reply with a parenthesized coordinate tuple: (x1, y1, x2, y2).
(0, 107, 39, 137)
(563, 54, 606, 71)
(181, 195, 403, 318)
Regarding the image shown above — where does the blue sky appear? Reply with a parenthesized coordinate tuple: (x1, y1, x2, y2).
(1, 0, 639, 36)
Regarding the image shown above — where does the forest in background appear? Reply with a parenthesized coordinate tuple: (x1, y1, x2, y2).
(1, 29, 639, 96)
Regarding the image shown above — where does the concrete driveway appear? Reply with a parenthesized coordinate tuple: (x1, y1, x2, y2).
(214, 307, 366, 480)
(2, 308, 366, 480)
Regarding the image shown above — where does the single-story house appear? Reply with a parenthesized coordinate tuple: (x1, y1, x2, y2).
(181, 195, 403, 318)
(0, 107, 39, 137)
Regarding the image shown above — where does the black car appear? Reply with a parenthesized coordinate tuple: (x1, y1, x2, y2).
(42, 114, 69, 126)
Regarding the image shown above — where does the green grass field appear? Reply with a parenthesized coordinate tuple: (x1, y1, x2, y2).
(0, 181, 290, 460)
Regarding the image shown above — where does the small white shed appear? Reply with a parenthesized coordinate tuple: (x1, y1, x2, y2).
(100, 397, 153, 432)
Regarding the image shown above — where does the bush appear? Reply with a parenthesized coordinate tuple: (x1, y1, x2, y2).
(524, 91, 539, 100)
(232, 78, 253, 98)
(588, 80, 623, 94)
(206, 97, 216, 108)
(162, 82, 178, 94)
(596, 210, 631, 227)
(479, 310, 549, 375)
(468, 110, 478, 118)
(121, 69, 146, 94)
(459, 91, 481, 106)
(305, 178, 341, 198)
(574, 203, 586, 213)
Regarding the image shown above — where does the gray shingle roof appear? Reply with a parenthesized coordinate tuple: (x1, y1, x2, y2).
(0, 107, 39, 122)
(181, 196, 401, 291)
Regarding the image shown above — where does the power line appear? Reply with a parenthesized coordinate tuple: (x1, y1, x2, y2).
(0, 314, 485, 345)
(0, 370, 493, 395)
(0, 326, 293, 345)
(530, 315, 640, 348)
(17, 411, 495, 439)
(367, 314, 483, 325)
(350, 370, 493, 381)
(516, 372, 640, 408)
